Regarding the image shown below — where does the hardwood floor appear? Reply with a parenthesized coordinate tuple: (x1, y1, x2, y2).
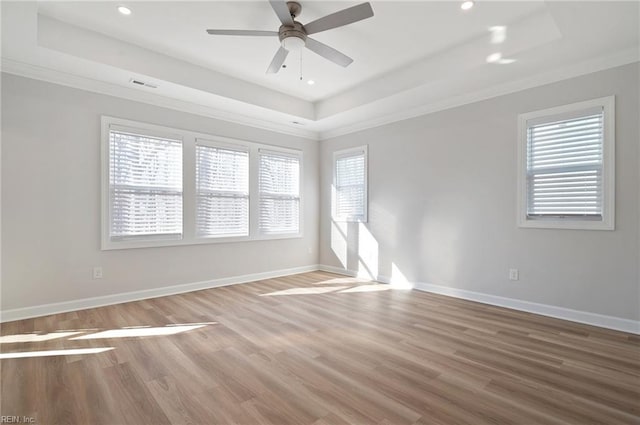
(1, 271, 638, 425)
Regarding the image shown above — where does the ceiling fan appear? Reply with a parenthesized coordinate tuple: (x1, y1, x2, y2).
(206, 1, 374, 74)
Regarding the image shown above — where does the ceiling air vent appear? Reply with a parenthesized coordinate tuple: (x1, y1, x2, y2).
(129, 78, 157, 89)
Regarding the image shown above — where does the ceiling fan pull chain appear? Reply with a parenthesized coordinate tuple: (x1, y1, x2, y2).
(299, 50, 303, 81)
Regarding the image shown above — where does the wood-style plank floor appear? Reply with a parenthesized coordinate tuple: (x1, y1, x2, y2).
(1, 271, 639, 425)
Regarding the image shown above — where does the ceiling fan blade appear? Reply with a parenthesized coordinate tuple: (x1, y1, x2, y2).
(206, 29, 279, 36)
(269, 0, 294, 26)
(304, 3, 374, 35)
(305, 38, 353, 67)
(266, 46, 289, 74)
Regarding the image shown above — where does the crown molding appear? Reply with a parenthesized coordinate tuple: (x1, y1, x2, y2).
(318, 48, 640, 140)
(0, 58, 321, 141)
(2, 47, 638, 143)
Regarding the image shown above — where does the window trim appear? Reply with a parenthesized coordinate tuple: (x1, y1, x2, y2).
(101, 116, 303, 250)
(332, 145, 368, 223)
(516, 96, 615, 230)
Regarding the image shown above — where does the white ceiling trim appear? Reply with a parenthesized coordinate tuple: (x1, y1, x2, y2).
(0, 58, 320, 141)
(3, 2, 639, 142)
(315, 6, 561, 120)
(319, 47, 640, 140)
(2, 49, 637, 143)
(37, 14, 315, 120)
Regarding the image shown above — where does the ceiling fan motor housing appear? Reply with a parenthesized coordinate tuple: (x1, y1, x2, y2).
(279, 22, 307, 50)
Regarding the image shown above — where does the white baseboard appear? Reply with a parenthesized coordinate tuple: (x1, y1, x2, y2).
(408, 280, 640, 335)
(318, 264, 358, 277)
(0, 265, 320, 323)
(4, 264, 638, 335)
(320, 265, 640, 335)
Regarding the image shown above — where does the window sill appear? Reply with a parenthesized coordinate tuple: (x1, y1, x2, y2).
(332, 216, 368, 223)
(518, 218, 614, 231)
(102, 232, 304, 250)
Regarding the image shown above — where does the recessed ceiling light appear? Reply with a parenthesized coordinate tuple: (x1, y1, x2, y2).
(307, 80, 315, 86)
(117, 6, 132, 15)
(461, 1, 474, 11)
(486, 53, 516, 65)
(486, 52, 502, 63)
(489, 26, 507, 44)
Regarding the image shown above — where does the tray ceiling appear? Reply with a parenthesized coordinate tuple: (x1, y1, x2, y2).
(2, 1, 638, 139)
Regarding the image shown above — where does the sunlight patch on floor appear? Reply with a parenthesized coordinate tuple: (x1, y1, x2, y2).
(0, 331, 85, 344)
(261, 284, 403, 296)
(70, 324, 208, 340)
(338, 285, 392, 293)
(315, 277, 371, 285)
(260, 286, 350, 296)
(0, 323, 215, 345)
(0, 347, 114, 360)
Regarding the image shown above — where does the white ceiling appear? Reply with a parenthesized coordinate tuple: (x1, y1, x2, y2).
(35, 1, 547, 101)
(2, 1, 639, 139)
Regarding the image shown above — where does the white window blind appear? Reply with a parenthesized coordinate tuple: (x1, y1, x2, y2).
(526, 108, 604, 219)
(102, 116, 307, 249)
(258, 151, 300, 234)
(196, 144, 249, 237)
(109, 130, 183, 240)
(334, 150, 367, 221)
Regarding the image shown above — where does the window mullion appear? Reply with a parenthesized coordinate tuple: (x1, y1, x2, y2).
(249, 146, 260, 239)
(183, 135, 196, 241)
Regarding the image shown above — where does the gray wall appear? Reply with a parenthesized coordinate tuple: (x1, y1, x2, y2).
(320, 63, 640, 321)
(1, 73, 319, 310)
(3, 64, 639, 321)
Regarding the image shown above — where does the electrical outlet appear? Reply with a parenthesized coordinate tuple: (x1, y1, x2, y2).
(509, 268, 519, 281)
(93, 266, 103, 279)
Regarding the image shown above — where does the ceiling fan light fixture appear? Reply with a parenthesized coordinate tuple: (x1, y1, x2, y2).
(281, 36, 305, 52)
(461, 1, 474, 11)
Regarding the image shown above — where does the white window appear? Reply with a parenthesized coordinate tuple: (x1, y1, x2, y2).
(196, 142, 249, 238)
(333, 146, 368, 222)
(107, 128, 183, 243)
(517, 96, 615, 230)
(102, 117, 302, 249)
(258, 150, 301, 235)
